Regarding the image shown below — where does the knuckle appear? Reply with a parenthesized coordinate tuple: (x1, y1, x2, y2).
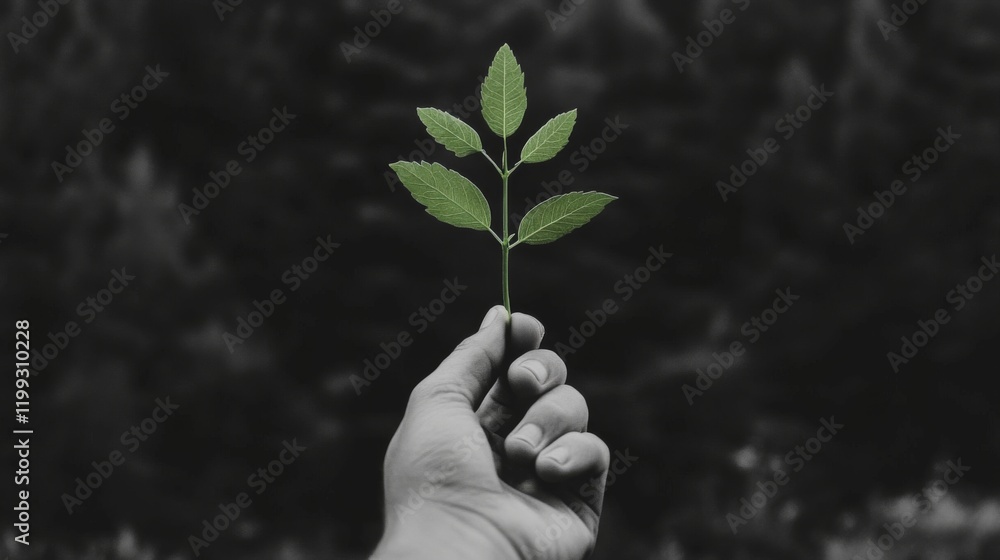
(409, 378, 449, 406)
(588, 433, 612, 468)
(551, 385, 589, 424)
(536, 349, 565, 369)
(454, 337, 499, 372)
(407, 380, 433, 406)
(512, 312, 545, 339)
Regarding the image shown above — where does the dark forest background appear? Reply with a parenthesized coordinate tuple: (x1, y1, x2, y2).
(2, 0, 999, 558)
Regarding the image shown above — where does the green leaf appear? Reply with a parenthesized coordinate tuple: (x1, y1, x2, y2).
(516, 192, 616, 245)
(519, 110, 577, 164)
(481, 44, 527, 138)
(388, 161, 492, 231)
(417, 108, 483, 157)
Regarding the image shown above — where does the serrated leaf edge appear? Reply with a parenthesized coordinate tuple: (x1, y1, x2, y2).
(416, 107, 482, 157)
(481, 44, 527, 139)
(388, 161, 492, 231)
(516, 191, 616, 245)
(520, 109, 577, 164)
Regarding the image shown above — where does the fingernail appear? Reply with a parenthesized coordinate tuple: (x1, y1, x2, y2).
(520, 360, 547, 384)
(513, 424, 542, 449)
(479, 307, 502, 330)
(543, 446, 570, 465)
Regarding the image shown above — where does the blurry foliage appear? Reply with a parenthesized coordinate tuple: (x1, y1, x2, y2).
(2, 0, 999, 558)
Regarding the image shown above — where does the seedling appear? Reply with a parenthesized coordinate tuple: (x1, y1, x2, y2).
(389, 44, 616, 317)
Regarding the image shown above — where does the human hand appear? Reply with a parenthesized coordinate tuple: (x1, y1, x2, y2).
(373, 306, 611, 560)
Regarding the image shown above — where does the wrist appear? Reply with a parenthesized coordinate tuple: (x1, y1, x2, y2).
(372, 504, 520, 560)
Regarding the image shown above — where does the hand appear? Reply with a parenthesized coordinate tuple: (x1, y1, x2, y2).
(373, 306, 611, 560)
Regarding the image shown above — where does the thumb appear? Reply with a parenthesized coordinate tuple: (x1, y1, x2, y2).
(414, 305, 509, 409)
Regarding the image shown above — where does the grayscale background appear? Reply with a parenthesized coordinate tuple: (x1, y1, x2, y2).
(2, 0, 999, 558)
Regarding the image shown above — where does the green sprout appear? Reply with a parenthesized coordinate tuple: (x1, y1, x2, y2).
(389, 44, 617, 317)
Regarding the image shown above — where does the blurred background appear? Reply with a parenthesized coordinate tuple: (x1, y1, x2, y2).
(3, 0, 1000, 558)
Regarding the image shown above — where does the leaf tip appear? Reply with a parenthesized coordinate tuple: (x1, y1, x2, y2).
(389, 160, 423, 175)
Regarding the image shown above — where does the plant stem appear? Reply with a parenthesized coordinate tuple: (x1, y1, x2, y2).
(481, 151, 502, 175)
(502, 234, 510, 316)
(501, 138, 511, 317)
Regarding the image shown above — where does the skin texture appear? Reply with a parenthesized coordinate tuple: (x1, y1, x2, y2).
(373, 306, 611, 560)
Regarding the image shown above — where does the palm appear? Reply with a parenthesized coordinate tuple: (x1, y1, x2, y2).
(385, 406, 594, 560)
